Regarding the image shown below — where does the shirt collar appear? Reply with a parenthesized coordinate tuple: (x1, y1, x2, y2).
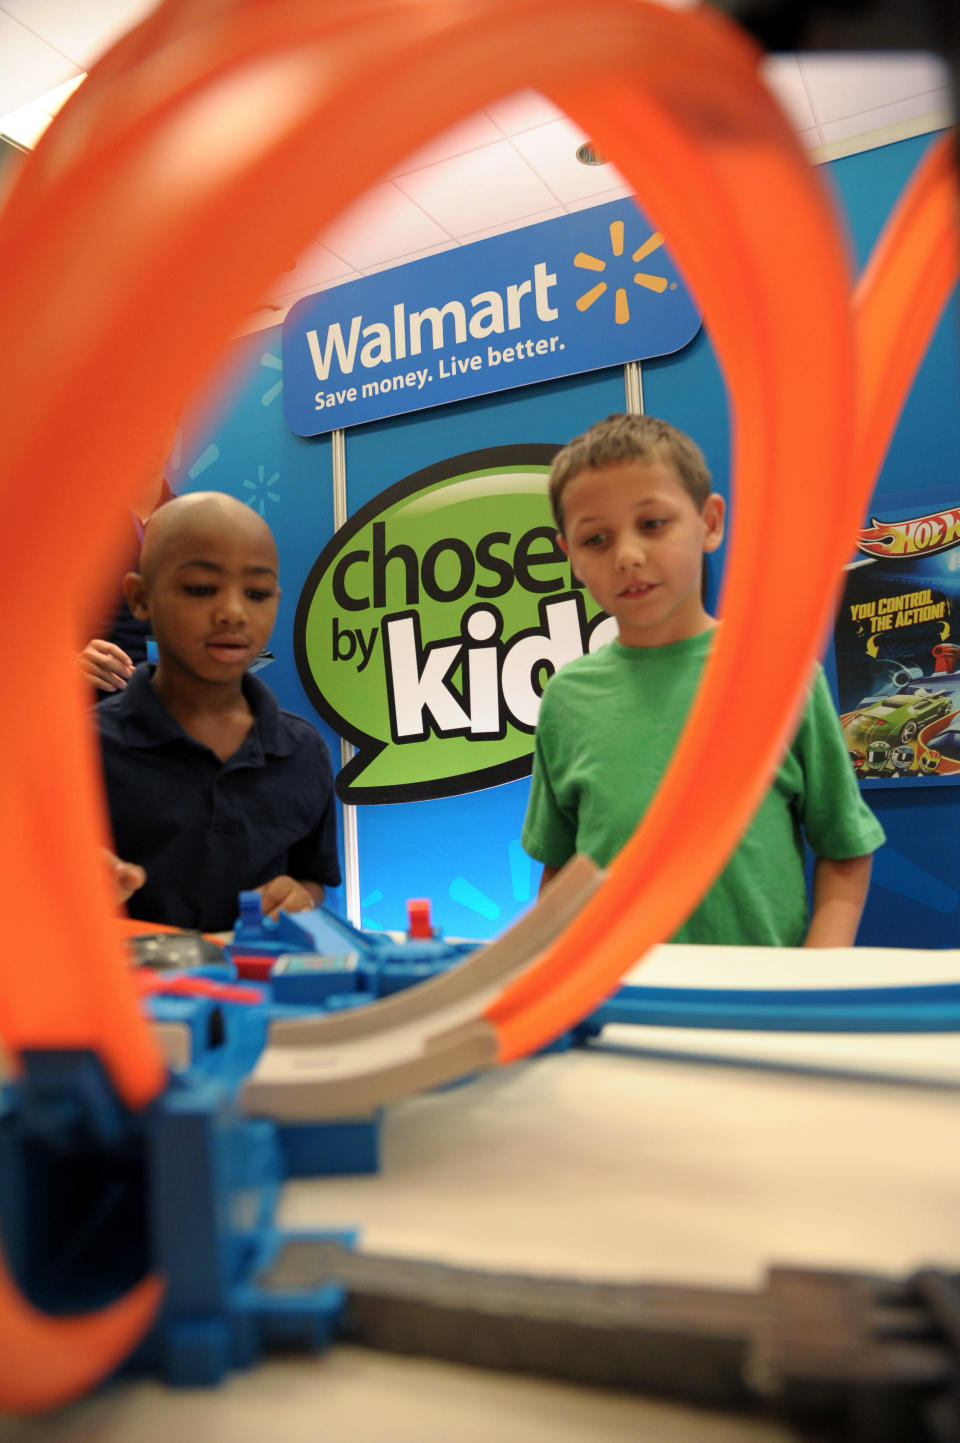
(115, 663, 296, 757)
(244, 670, 295, 756)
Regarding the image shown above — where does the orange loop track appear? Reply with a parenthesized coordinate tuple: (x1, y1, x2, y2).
(0, 0, 955, 1413)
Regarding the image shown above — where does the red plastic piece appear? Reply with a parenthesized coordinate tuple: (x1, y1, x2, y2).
(406, 899, 433, 940)
(231, 955, 278, 983)
(133, 973, 266, 1006)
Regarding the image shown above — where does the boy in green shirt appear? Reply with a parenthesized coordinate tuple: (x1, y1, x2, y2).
(522, 414, 884, 947)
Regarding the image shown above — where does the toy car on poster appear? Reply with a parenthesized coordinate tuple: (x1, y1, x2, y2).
(843, 676, 959, 776)
(844, 687, 951, 749)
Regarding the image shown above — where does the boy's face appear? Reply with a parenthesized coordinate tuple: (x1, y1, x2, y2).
(558, 459, 724, 648)
(125, 510, 280, 685)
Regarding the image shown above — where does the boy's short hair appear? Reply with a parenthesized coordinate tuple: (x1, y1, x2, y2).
(549, 413, 713, 532)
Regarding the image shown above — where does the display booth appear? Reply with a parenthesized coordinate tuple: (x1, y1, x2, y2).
(177, 129, 960, 944)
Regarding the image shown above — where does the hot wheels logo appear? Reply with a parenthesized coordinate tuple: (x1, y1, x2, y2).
(857, 506, 960, 559)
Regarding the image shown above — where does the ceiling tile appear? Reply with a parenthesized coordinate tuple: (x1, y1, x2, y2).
(457, 206, 566, 244)
(0, 13, 79, 114)
(799, 53, 950, 127)
(819, 90, 953, 147)
(762, 55, 817, 134)
(0, 0, 153, 68)
(319, 182, 451, 269)
(563, 186, 633, 214)
(388, 111, 505, 177)
(393, 140, 557, 235)
(0, 95, 55, 147)
(509, 117, 628, 203)
(484, 90, 563, 136)
(3, 9, 952, 325)
(264, 274, 362, 313)
(262, 241, 357, 304)
(361, 240, 459, 277)
(794, 127, 822, 154)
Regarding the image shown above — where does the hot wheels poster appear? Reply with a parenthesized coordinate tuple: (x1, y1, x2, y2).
(834, 487, 960, 787)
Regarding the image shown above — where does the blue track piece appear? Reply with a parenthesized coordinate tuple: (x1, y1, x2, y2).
(0, 1052, 356, 1390)
(586, 982, 960, 1033)
(228, 892, 478, 989)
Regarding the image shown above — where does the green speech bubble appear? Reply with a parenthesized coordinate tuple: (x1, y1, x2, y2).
(294, 445, 613, 803)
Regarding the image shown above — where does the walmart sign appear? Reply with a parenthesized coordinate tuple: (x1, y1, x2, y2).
(282, 198, 700, 435)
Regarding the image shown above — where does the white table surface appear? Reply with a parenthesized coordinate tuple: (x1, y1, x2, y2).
(2, 942, 959, 1442)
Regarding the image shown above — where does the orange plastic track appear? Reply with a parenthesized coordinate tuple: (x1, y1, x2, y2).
(0, 0, 954, 1411)
(0, 1259, 164, 1415)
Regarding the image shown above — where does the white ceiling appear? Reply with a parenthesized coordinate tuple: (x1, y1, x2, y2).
(0, 1, 954, 325)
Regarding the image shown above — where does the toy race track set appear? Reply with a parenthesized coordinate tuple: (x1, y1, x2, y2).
(2, 0, 960, 1438)
(4, 875, 960, 1438)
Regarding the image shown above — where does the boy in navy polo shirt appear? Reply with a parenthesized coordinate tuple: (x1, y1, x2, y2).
(97, 492, 341, 932)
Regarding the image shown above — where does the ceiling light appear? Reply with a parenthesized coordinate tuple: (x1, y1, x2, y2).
(576, 142, 608, 166)
(0, 73, 85, 151)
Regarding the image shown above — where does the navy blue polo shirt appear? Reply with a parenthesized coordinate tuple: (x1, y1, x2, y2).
(97, 664, 341, 931)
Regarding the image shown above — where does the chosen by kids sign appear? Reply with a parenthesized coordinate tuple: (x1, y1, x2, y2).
(833, 486, 960, 788)
(294, 446, 618, 803)
(282, 198, 700, 434)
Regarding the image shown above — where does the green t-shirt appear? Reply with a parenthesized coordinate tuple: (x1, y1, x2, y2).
(522, 629, 885, 946)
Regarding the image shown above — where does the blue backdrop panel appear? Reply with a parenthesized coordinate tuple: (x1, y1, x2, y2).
(179, 328, 346, 912)
(856, 786, 960, 948)
(343, 366, 627, 936)
(828, 133, 960, 501)
(827, 133, 960, 945)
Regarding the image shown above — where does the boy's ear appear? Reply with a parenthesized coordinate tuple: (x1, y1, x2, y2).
(122, 571, 150, 620)
(702, 494, 725, 553)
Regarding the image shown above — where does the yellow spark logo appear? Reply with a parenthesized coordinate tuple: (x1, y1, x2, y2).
(574, 221, 671, 324)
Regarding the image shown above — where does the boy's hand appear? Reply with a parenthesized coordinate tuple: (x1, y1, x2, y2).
(103, 848, 146, 905)
(80, 639, 135, 692)
(257, 875, 322, 919)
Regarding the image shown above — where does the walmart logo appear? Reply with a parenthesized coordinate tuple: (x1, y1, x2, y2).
(574, 221, 675, 325)
(282, 198, 700, 436)
(243, 463, 281, 515)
